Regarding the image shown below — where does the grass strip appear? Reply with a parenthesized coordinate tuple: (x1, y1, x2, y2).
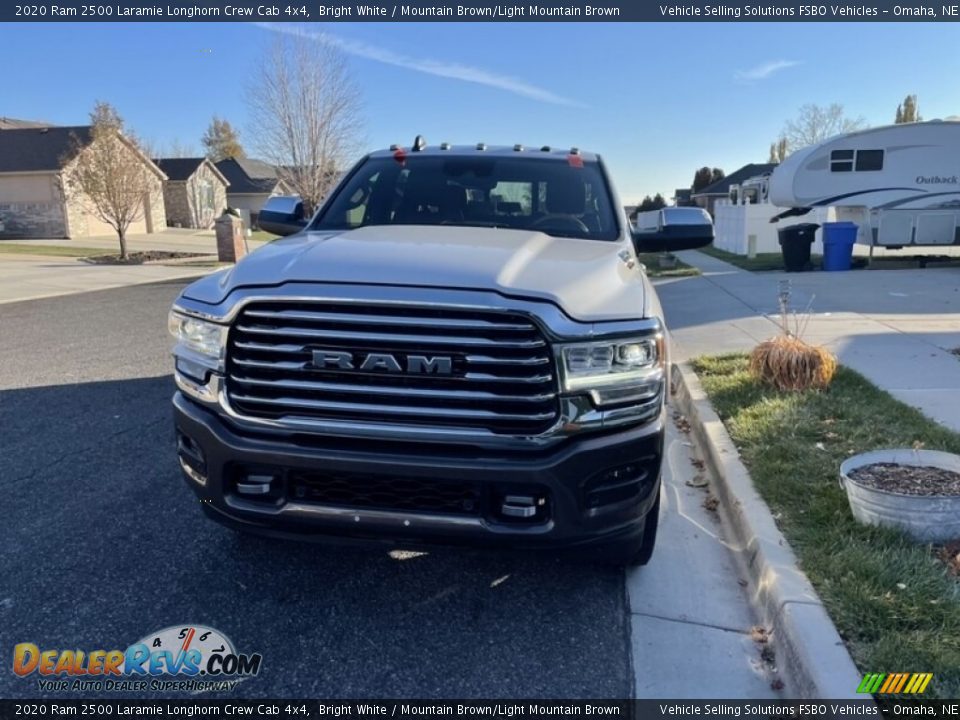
(693, 354, 960, 697)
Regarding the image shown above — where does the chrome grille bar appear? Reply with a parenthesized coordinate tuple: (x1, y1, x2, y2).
(225, 301, 561, 435)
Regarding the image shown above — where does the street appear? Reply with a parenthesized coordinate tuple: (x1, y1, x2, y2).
(0, 281, 775, 699)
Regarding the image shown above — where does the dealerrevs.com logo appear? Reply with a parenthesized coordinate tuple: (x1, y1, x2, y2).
(12, 625, 262, 692)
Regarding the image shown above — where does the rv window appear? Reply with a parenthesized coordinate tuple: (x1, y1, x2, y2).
(855, 150, 884, 171)
(830, 149, 854, 172)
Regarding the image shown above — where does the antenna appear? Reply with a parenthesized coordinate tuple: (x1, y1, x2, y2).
(412, 135, 426, 151)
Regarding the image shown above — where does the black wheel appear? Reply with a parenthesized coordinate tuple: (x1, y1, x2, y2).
(593, 488, 661, 567)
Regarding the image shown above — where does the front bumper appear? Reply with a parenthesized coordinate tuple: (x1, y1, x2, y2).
(173, 392, 664, 553)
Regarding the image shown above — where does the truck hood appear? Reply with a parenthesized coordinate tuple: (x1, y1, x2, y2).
(184, 225, 646, 322)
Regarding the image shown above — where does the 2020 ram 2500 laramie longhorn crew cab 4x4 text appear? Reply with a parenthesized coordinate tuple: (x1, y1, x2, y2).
(169, 140, 713, 566)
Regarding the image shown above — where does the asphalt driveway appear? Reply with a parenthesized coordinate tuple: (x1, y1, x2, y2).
(0, 281, 775, 699)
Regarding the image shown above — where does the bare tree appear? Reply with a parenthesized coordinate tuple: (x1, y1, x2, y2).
(165, 138, 199, 158)
(780, 103, 867, 153)
(61, 102, 158, 259)
(248, 33, 363, 214)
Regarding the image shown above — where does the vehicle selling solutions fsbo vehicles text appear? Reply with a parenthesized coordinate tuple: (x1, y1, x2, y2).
(659, 4, 882, 15)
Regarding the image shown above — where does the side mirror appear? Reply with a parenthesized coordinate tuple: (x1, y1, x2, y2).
(631, 207, 714, 253)
(258, 196, 307, 237)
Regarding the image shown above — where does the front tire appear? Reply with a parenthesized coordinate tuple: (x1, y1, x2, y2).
(595, 487, 661, 567)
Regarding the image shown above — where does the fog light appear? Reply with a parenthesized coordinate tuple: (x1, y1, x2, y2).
(236, 474, 276, 496)
(178, 457, 207, 486)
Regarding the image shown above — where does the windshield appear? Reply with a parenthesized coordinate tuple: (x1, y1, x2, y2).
(310, 155, 620, 240)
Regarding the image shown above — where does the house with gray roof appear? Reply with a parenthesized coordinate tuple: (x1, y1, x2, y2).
(154, 157, 230, 229)
(691, 163, 778, 215)
(0, 125, 166, 238)
(215, 157, 292, 228)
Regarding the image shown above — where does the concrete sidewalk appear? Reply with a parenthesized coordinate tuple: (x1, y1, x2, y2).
(0, 229, 274, 305)
(0, 257, 217, 305)
(1, 228, 269, 255)
(657, 250, 960, 432)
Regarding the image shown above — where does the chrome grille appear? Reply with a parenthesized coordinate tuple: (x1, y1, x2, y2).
(225, 302, 560, 435)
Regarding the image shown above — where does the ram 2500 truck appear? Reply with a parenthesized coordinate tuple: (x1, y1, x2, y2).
(168, 141, 712, 565)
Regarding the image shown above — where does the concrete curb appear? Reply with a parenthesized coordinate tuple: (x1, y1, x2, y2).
(672, 361, 863, 700)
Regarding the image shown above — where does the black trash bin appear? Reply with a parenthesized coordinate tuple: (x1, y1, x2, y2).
(777, 223, 820, 272)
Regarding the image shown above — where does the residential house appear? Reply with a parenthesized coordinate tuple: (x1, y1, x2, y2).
(690, 163, 777, 215)
(154, 157, 230, 229)
(0, 117, 53, 130)
(0, 125, 166, 239)
(215, 157, 292, 228)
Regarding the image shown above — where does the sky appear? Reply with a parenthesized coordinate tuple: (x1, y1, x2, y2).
(3, 21, 960, 202)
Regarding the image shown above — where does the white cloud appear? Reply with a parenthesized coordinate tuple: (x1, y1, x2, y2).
(254, 23, 582, 107)
(734, 59, 801, 82)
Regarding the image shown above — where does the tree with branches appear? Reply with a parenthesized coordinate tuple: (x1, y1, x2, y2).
(60, 102, 158, 260)
(780, 103, 867, 153)
(248, 33, 363, 215)
(202, 116, 245, 162)
(768, 137, 789, 163)
(895, 94, 921, 124)
(692, 167, 724, 193)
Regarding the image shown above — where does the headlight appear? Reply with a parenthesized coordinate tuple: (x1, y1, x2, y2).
(168, 311, 226, 361)
(558, 336, 664, 406)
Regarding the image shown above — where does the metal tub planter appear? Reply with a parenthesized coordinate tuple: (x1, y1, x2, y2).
(839, 449, 960, 543)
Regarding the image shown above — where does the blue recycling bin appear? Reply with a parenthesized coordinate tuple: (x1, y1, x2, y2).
(822, 221, 858, 271)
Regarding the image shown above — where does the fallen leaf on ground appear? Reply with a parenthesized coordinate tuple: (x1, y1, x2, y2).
(703, 495, 719, 512)
(770, 679, 785, 691)
(750, 626, 769, 643)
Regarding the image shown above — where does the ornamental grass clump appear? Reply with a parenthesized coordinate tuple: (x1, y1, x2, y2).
(749, 281, 837, 392)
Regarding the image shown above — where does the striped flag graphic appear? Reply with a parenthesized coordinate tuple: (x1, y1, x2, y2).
(857, 673, 932, 694)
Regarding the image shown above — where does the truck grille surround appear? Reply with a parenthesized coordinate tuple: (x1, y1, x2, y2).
(225, 301, 561, 435)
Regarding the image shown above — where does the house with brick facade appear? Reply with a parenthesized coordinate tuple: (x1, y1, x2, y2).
(0, 125, 167, 239)
(154, 157, 229, 230)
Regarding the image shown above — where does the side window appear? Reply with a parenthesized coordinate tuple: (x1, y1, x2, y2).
(340, 171, 380, 227)
(830, 149, 854, 172)
(855, 149, 884, 171)
(830, 148, 884, 172)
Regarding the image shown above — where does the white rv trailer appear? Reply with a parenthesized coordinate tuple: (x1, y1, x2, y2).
(768, 120, 960, 248)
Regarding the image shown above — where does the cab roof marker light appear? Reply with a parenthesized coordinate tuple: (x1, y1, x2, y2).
(440, 142, 451, 150)
(476, 142, 487, 151)
(541, 146, 551, 152)
(389, 144, 399, 151)
(514, 144, 524, 152)
(570, 147, 581, 155)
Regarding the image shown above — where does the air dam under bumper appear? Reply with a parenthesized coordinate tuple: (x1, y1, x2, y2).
(173, 392, 663, 553)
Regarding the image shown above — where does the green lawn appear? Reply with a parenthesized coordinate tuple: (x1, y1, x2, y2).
(700, 245, 960, 272)
(699, 245, 825, 272)
(694, 354, 960, 698)
(248, 230, 280, 243)
(636, 252, 700, 278)
(0, 243, 111, 257)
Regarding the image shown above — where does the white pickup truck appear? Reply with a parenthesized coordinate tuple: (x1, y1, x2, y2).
(168, 140, 712, 565)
